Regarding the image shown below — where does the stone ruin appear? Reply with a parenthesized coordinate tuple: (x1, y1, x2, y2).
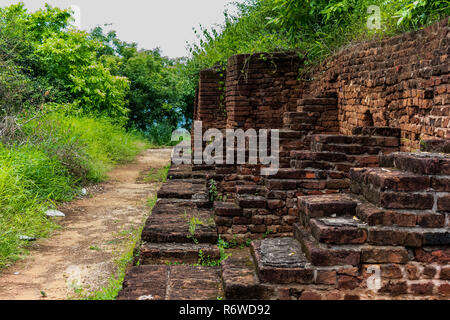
(118, 18, 450, 300)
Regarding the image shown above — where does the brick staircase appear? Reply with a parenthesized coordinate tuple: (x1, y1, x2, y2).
(118, 150, 449, 300)
(117, 165, 224, 300)
(214, 126, 402, 241)
(220, 151, 449, 300)
(118, 130, 448, 300)
(279, 94, 338, 168)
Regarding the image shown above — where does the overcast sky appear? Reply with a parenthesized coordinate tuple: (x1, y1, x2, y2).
(0, 0, 243, 58)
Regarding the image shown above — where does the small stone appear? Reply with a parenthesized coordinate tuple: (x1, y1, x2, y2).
(19, 235, 36, 241)
(46, 209, 65, 218)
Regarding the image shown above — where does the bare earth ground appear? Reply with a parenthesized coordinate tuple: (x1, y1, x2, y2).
(0, 148, 172, 300)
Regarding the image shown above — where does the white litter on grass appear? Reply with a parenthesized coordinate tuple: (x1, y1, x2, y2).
(19, 235, 36, 241)
(46, 209, 66, 218)
(81, 188, 87, 195)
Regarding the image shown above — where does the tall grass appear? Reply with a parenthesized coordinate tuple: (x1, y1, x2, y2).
(0, 112, 149, 269)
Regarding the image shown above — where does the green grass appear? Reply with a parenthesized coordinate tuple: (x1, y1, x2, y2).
(24, 112, 152, 182)
(144, 163, 170, 183)
(0, 111, 150, 270)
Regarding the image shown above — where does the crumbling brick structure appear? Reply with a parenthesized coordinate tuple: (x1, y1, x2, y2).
(309, 19, 449, 150)
(119, 18, 449, 301)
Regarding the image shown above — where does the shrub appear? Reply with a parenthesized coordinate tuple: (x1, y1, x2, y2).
(24, 110, 148, 182)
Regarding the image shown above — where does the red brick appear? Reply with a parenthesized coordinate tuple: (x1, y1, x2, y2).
(381, 264, 403, 279)
(410, 282, 434, 295)
(438, 283, 450, 296)
(299, 291, 322, 300)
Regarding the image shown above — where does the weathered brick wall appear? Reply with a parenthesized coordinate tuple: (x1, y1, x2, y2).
(225, 52, 304, 130)
(195, 67, 226, 130)
(192, 67, 226, 156)
(195, 18, 449, 148)
(308, 17, 450, 151)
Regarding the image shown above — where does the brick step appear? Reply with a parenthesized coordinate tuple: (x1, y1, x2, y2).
(351, 167, 431, 192)
(381, 152, 450, 176)
(311, 134, 398, 148)
(351, 127, 401, 138)
(284, 123, 315, 131)
(278, 129, 307, 140)
(290, 150, 348, 162)
(138, 242, 220, 265)
(291, 158, 347, 171)
(365, 225, 450, 247)
(298, 194, 357, 219)
(167, 166, 210, 180)
(297, 105, 338, 113)
(157, 179, 207, 199)
(141, 200, 218, 244)
(293, 224, 412, 266)
(167, 165, 191, 179)
(279, 139, 308, 152)
(157, 197, 212, 209)
(308, 217, 368, 245)
(251, 238, 314, 284)
(293, 224, 361, 266)
(266, 178, 329, 191)
(298, 193, 449, 246)
(214, 201, 243, 217)
(290, 150, 382, 170)
(283, 111, 312, 123)
(215, 165, 238, 175)
(305, 213, 449, 247)
(236, 185, 267, 197)
(249, 237, 377, 291)
(267, 168, 351, 191)
(312, 142, 387, 155)
(420, 138, 450, 153)
(350, 168, 435, 210)
(117, 265, 222, 300)
(290, 150, 352, 171)
(236, 195, 267, 208)
(268, 168, 327, 180)
(356, 198, 447, 228)
(221, 248, 273, 299)
(295, 223, 414, 267)
(192, 164, 216, 171)
(297, 97, 337, 106)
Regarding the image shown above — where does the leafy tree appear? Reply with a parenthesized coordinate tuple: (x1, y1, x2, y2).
(35, 30, 130, 124)
(89, 26, 195, 134)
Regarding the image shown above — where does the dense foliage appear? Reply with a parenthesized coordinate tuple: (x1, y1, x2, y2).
(0, 3, 193, 136)
(186, 0, 450, 80)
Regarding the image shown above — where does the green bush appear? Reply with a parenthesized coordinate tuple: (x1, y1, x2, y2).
(24, 111, 148, 182)
(187, 0, 450, 79)
(144, 122, 177, 146)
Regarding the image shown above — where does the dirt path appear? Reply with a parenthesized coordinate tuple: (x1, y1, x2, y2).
(0, 148, 172, 300)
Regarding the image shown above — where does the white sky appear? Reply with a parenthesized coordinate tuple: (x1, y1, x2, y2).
(0, 0, 243, 58)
